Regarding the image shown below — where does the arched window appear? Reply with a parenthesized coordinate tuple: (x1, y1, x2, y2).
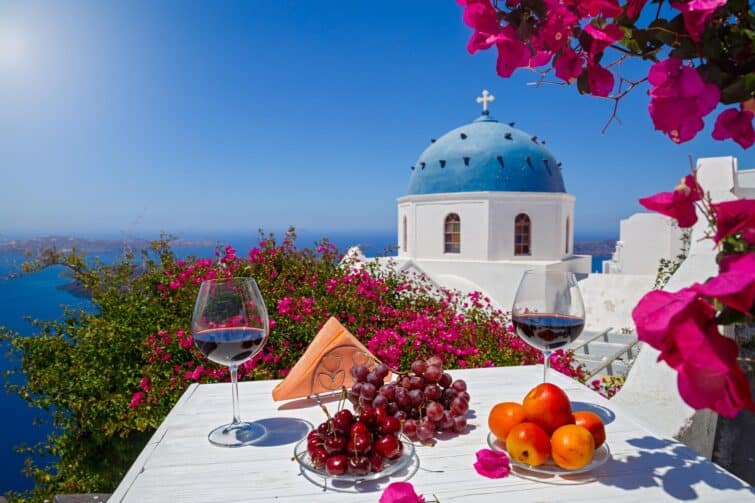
(402, 216, 408, 253)
(565, 217, 570, 254)
(444, 213, 461, 253)
(515, 213, 531, 256)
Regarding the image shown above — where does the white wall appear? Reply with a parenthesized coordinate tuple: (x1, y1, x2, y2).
(397, 191, 574, 262)
(397, 255, 591, 310)
(603, 213, 684, 275)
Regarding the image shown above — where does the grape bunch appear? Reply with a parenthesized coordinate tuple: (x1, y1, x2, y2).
(307, 406, 404, 476)
(348, 356, 470, 443)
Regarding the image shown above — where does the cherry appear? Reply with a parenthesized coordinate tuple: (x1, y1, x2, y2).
(369, 451, 384, 473)
(359, 406, 376, 426)
(324, 435, 346, 454)
(350, 421, 369, 436)
(307, 437, 323, 453)
(374, 405, 388, 425)
(379, 416, 401, 435)
(326, 454, 348, 476)
(347, 455, 370, 476)
(333, 409, 353, 432)
(375, 434, 401, 460)
(307, 430, 323, 442)
(317, 421, 330, 435)
(347, 432, 372, 454)
(310, 446, 328, 469)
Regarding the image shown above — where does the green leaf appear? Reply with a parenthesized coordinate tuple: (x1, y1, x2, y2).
(720, 76, 750, 104)
(697, 64, 726, 87)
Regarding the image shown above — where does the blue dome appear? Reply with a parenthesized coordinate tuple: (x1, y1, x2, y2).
(407, 114, 566, 195)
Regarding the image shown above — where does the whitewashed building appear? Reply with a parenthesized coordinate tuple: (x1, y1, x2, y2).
(366, 91, 591, 308)
(603, 156, 754, 276)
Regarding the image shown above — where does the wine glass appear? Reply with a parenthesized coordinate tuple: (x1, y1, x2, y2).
(511, 270, 585, 382)
(192, 277, 269, 447)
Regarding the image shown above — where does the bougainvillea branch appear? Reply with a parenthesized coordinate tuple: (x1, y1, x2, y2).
(456, 0, 754, 148)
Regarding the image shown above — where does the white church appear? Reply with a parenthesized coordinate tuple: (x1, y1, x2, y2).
(364, 90, 590, 308)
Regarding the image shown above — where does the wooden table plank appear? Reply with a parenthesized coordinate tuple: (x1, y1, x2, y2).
(110, 366, 755, 502)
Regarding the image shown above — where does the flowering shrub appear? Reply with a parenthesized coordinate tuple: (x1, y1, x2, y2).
(456, 0, 754, 148)
(633, 177, 755, 418)
(1, 229, 586, 500)
(589, 375, 626, 398)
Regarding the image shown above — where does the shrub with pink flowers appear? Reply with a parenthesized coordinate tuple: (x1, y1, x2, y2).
(456, 0, 754, 148)
(1, 228, 586, 500)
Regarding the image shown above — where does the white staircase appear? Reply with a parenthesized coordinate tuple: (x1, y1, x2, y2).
(570, 327, 639, 379)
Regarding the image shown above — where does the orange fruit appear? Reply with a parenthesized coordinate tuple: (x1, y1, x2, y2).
(522, 383, 574, 434)
(550, 424, 595, 470)
(506, 422, 551, 466)
(573, 411, 606, 449)
(488, 402, 526, 442)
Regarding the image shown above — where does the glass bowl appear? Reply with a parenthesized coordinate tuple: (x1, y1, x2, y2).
(293, 435, 416, 483)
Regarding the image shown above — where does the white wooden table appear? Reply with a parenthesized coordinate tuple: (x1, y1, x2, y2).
(110, 366, 754, 502)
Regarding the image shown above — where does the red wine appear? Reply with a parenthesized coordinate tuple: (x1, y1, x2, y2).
(512, 313, 584, 351)
(193, 327, 266, 366)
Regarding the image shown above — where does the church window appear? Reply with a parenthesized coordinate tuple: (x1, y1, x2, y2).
(515, 213, 531, 256)
(565, 217, 570, 254)
(444, 214, 461, 254)
(402, 216, 408, 253)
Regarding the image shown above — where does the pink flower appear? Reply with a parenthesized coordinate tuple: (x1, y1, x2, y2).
(540, 4, 578, 51)
(139, 377, 151, 392)
(711, 199, 755, 244)
(495, 28, 530, 77)
(671, 0, 726, 42)
(583, 24, 624, 63)
(460, 0, 505, 54)
(647, 58, 719, 143)
(587, 63, 614, 97)
(632, 287, 754, 418)
(128, 391, 145, 409)
(474, 448, 511, 478)
(379, 482, 426, 503)
(169, 280, 181, 290)
(695, 253, 755, 315)
(554, 47, 584, 83)
(625, 0, 649, 18)
(712, 107, 754, 149)
(566, 0, 623, 19)
(639, 175, 702, 227)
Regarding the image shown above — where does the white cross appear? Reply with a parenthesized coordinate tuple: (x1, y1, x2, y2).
(476, 89, 495, 113)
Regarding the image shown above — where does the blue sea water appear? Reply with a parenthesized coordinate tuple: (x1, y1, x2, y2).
(0, 232, 608, 493)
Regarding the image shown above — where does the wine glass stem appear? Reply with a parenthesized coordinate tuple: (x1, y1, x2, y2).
(230, 364, 241, 425)
(543, 350, 552, 382)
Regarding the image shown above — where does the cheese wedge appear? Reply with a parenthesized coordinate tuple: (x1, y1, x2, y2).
(271, 317, 379, 401)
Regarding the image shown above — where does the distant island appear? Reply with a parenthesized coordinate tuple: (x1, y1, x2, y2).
(0, 236, 217, 255)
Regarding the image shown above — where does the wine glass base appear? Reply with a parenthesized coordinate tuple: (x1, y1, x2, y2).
(208, 421, 267, 447)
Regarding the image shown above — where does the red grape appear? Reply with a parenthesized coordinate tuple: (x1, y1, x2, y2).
(452, 379, 467, 393)
(423, 365, 442, 383)
(426, 401, 444, 422)
(411, 359, 427, 375)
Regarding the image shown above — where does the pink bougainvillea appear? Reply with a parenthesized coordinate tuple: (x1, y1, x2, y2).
(128, 232, 588, 415)
(634, 176, 755, 419)
(456, 0, 752, 148)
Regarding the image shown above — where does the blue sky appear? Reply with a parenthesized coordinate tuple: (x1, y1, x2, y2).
(0, 1, 752, 241)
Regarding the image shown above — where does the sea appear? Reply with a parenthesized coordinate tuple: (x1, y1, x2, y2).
(0, 231, 609, 493)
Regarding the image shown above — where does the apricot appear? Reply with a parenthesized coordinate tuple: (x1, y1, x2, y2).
(489, 402, 526, 443)
(573, 411, 606, 449)
(506, 422, 551, 467)
(522, 383, 574, 434)
(550, 424, 595, 470)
